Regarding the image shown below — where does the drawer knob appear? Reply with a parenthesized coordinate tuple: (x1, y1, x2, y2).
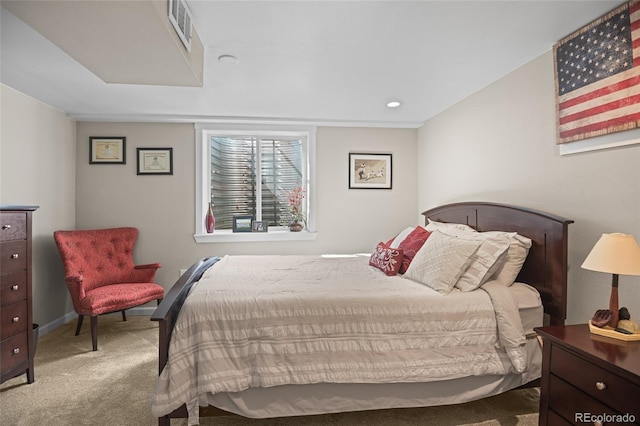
(13, 348, 20, 354)
(11, 253, 19, 259)
(2, 224, 11, 230)
(595, 381, 607, 391)
(12, 316, 20, 323)
(594, 420, 603, 426)
(12, 285, 19, 291)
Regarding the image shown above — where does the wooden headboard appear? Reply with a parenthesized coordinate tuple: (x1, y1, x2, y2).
(422, 202, 573, 326)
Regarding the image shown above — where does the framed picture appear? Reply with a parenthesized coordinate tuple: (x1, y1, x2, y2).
(252, 220, 268, 232)
(90, 137, 126, 164)
(136, 148, 173, 175)
(233, 215, 253, 233)
(348, 153, 392, 189)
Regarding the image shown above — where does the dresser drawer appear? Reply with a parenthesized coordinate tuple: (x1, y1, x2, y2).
(0, 240, 27, 275)
(0, 301, 28, 340)
(550, 345, 639, 418)
(1, 271, 27, 306)
(0, 212, 27, 242)
(547, 410, 572, 426)
(0, 331, 28, 373)
(548, 375, 622, 423)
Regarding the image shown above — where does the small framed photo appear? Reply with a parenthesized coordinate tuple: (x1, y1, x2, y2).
(252, 220, 268, 232)
(137, 148, 173, 175)
(90, 137, 126, 164)
(349, 153, 392, 189)
(233, 215, 254, 233)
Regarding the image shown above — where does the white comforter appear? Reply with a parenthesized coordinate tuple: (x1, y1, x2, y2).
(151, 255, 527, 424)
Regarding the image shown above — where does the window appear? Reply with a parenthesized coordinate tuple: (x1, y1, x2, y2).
(210, 136, 303, 229)
(194, 124, 316, 242)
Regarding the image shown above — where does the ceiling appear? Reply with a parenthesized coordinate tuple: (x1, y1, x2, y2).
(0, 0, 624, 128)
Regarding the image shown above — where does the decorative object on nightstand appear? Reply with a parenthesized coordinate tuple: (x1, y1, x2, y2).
(582, 233, 640, 339)
(617, 307, 640, 334)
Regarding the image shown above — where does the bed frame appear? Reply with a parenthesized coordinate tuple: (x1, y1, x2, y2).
(150, 201, 573, 425)
(423, 202, 573, 326)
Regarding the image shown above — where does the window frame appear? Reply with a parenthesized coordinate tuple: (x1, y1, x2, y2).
(194, 123, 317, 243)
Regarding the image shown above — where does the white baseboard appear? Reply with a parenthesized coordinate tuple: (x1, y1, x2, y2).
(37, 307, 158, 337)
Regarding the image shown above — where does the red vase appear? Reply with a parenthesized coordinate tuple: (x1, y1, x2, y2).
(205, 203, 215, 233)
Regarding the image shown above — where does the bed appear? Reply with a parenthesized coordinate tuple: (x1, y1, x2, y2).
(150, 202, 573, 425)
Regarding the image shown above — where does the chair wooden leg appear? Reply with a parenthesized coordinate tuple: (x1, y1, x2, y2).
(75, 315, 84, 336)
(90, 316, 98, 351)
(121, 310, 127, 322)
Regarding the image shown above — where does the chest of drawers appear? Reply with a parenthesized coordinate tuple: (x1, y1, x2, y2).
(536, 324, 640, 425)
(1, 206, 38, 384)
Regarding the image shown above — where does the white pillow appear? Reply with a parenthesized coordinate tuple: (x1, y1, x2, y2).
(404, 230, 481, 294)
(447, 231, 512, 292)
(425, 219, 477, 233)
(483, 232, 532, 286)
(389, 226, 415, 248)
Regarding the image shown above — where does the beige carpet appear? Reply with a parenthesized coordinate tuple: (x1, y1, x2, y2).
(1, 315, 540, 426)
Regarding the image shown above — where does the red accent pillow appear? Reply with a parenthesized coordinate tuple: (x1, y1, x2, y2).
(369, 242, 404, 276)
(398, 226, 431, 273)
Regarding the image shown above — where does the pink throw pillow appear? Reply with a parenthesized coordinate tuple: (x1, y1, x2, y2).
(398, 226, 431, 273)
(369, 242, 404, 276)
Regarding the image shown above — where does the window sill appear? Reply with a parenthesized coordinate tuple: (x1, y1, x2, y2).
(194, 229, 318, 243)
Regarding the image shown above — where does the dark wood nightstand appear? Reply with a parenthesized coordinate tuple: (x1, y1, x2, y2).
(535, 324, 640, 425)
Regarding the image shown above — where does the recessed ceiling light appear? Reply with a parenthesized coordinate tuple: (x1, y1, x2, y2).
(386, 101, 402, 108)
(218, 54, 239, 64)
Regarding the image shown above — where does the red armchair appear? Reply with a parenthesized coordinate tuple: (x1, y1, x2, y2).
(53, 227, 164, 351)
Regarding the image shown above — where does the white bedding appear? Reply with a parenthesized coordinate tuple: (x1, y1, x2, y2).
(151, 255, 532, 424)
(205, 282, 542, 419)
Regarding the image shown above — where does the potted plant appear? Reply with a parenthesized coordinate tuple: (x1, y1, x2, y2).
(283, 186, 306, 231)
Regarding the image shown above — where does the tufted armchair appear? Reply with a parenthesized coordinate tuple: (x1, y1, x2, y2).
(53, 227, 164, 351)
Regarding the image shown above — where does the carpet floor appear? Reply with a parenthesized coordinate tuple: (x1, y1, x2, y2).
(1, 315, 540, 426)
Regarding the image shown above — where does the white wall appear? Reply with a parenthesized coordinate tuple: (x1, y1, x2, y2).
(417, 52, 640, 324)
(0, 85, 77, 330)
(75, 123, 418, 293)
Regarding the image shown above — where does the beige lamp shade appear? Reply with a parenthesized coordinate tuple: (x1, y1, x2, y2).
(581, 233, 640, 276)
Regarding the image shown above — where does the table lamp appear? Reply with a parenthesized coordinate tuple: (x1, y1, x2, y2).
(581, 233, 640, 329)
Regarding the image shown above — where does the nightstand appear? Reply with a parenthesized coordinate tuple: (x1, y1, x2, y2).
(535, 325, 640, 425)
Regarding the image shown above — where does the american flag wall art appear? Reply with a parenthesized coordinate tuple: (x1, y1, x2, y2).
(554, 0, 640, 144)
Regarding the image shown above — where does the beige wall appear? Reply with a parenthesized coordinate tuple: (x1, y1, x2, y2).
(13, 47, 634, 330)
(417, 51, 640, 324)
(75, 123, 418, 295)
(1, 87, 418, 331)
(1, 85, 77, 330)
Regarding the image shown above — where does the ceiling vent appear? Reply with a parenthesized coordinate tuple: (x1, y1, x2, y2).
(168, 0, 192, 52)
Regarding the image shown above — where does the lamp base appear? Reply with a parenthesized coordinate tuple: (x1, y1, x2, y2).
(607, 275, 619, 328)
(588, 321, 640, 341)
